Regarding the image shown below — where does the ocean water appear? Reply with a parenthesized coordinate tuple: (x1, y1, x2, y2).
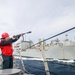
(15, 59, 75, 75)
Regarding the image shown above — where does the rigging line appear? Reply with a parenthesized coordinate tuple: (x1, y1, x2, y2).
(21, 27, 75, 51)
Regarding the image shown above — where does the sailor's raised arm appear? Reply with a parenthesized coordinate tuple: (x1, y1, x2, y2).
(0, 36, 20, 46)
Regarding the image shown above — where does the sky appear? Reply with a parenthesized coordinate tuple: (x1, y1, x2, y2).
(0, 0, 75, 43)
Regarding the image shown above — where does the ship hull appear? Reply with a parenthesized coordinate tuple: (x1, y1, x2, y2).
(14, 45, 75, 60)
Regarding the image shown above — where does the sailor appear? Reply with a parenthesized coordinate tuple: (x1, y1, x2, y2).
(0, 32, 21, 69)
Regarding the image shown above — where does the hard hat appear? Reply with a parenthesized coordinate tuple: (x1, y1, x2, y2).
(1, 32, 9, 38)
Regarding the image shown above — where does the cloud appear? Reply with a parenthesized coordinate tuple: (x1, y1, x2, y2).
(0, 0, 75, 42)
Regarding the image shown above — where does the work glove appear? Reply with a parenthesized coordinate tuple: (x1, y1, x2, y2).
(13, 35, 21, 40)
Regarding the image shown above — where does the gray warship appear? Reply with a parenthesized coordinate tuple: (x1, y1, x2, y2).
(13, 34, 75, 60)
